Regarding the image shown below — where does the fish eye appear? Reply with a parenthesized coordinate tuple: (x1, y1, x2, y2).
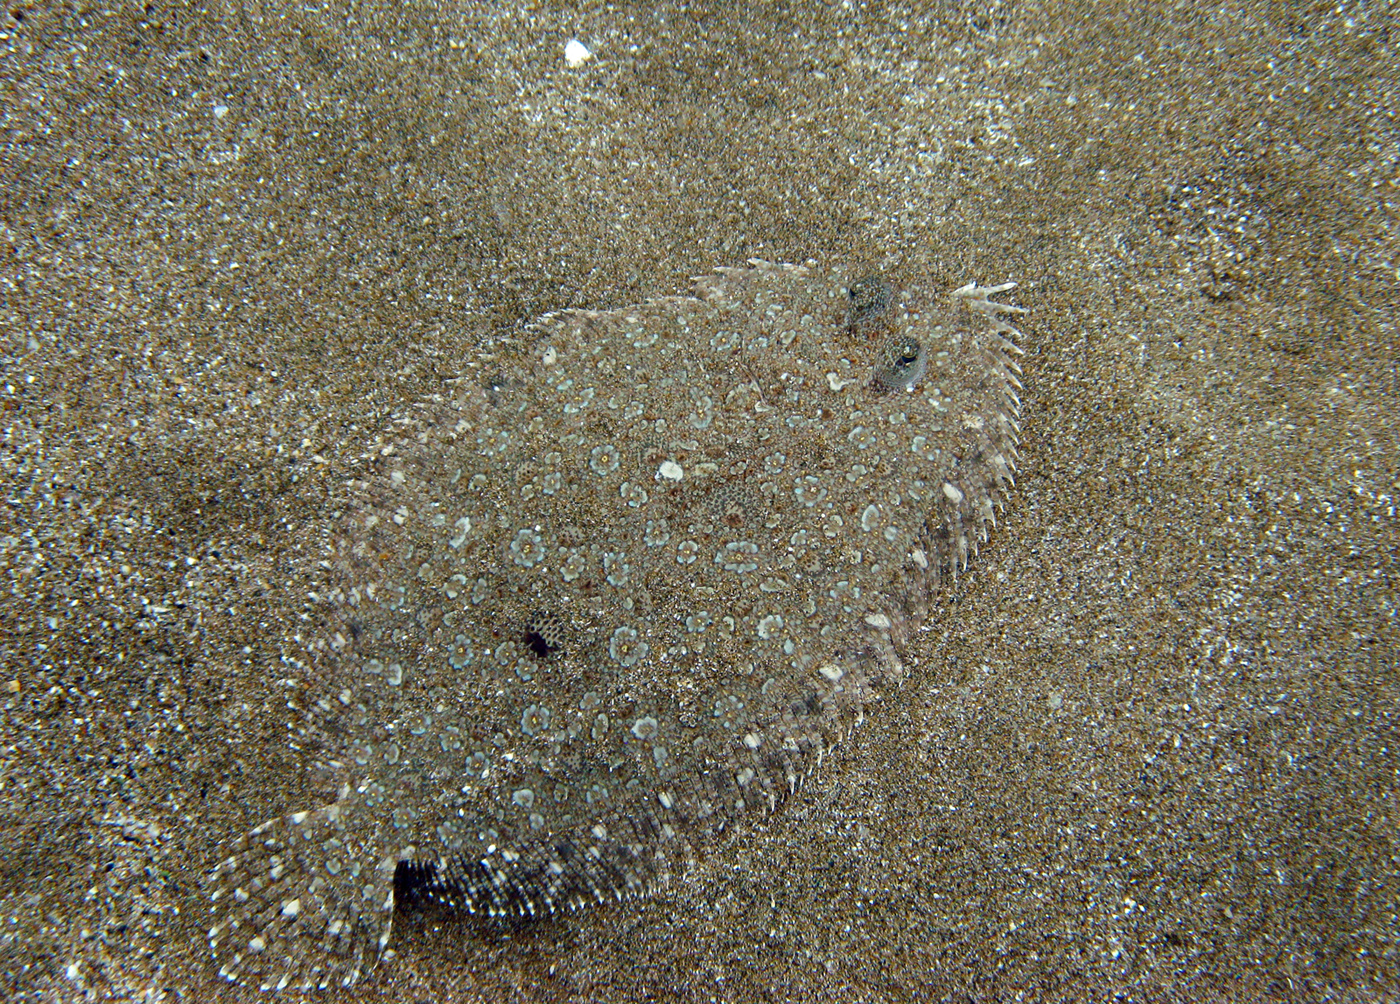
(871, 335, 927, 392)
(846, 275, 892, 327)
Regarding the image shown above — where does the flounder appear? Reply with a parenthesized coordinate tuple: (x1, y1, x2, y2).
(207, 260, 1026, 990)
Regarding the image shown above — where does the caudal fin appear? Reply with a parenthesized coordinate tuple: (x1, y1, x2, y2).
(206, 797, 399, 991)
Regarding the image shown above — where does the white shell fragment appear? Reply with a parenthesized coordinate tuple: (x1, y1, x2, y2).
(564, 39, 591, 67)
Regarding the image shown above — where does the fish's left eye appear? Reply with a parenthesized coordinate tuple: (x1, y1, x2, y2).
(846, 275, 892, 327)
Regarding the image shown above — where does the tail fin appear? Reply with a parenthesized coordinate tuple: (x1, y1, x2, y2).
(206, 793, 401, 991)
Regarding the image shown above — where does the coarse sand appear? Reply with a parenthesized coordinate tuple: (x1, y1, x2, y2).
(1, 3, 1395, 1001)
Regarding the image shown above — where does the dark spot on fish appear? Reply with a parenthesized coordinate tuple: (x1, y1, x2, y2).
(523, 609, 564, 660)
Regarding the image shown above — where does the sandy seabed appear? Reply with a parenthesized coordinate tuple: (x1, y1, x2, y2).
(1, 2, 1395, 1001)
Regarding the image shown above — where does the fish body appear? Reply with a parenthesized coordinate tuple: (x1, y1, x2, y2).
(207, 260, 1026, 991)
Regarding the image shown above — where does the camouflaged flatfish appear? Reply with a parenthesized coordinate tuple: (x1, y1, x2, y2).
(206, 260, 1026, 991)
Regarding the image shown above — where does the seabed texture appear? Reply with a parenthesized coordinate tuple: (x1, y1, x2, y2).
(1, 3, 1396, 1002)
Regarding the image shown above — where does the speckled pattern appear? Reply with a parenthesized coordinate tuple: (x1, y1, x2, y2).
(206, 263, 1024, 990)
(3, 2, 1397, 1000)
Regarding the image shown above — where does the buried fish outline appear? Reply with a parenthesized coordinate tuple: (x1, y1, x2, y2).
(206, 259, 1027, 991)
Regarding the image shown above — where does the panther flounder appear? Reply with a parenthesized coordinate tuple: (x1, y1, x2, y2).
(206, 260, 1026, 991)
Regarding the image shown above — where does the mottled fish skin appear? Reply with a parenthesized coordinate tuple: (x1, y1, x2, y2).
(206, 260, 1026, 991)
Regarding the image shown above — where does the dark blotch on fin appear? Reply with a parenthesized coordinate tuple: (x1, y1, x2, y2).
(394, 859, 441, 909)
